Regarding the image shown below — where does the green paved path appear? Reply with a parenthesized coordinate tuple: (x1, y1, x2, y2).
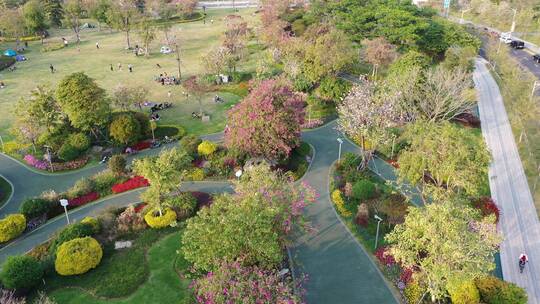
(0, 123, 419, 303)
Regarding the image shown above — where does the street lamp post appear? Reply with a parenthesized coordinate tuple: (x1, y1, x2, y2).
(460, 8, 471, 24)
(531, 80, 539, 99)
(374, 214, 383, 249)
(337, 138, 343, 161)
(60, 199, 70, 224)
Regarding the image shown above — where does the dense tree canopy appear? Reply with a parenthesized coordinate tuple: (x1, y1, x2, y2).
(398, 121, 490, 198)
(225, 79, 305, 160)
(56, 72, 110, 135)
(22, 0, 48, 37)
(386, 200, 501, 301)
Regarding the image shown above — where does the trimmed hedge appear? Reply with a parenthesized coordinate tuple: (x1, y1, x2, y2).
(0, 214, 26, 243)
(49, 222, 95, 255)
(0, 255, 43, 290)
(352, 180, 376, 201)
(55, 237, 103, 276)
(144, 207, 177, 228)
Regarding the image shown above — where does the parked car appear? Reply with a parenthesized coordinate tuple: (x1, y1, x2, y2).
(533, 54, 540, 63)
(500, 36, 513, 44)
(510, 40, 525, 49)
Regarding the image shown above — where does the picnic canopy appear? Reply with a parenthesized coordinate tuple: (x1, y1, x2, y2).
(3, 49, 16, 57)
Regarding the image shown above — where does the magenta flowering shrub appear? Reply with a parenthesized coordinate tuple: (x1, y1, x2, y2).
(24, 155, 49, 170)
(301, 119, 324, 129)
(225, 79, 305, 160)
(192, 261, 304, 304)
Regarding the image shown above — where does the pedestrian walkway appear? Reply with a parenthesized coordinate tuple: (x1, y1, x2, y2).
(474, 58, 540, 303)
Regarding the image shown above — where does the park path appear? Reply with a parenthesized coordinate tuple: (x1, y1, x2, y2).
(474, 58, 540, 303)
(0, 124, 418, 303)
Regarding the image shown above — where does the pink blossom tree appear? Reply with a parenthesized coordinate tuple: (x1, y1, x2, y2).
(225, 79, 305, 160)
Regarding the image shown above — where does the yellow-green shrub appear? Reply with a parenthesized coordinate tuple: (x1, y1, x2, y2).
(405, 281, 423, 304)
(55, 237, 103, 276)
(0, 214, 26, 243)
(2, 141, 29, 155)
(331, 190, 352, 217)
(81, 217, 100, 234)
(144, 207, 177, 229)
(186, 168, 205, 181)
(447, 279, 480, 304)
(197, 141, 217, 156)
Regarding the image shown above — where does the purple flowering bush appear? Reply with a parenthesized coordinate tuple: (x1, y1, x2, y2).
(192, 261, 304, 304)
(23, 155, 49, 170)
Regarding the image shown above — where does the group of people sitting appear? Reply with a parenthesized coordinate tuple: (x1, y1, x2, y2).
(213, 95, 225, 103)
(149, 102, 172, 121)
(155, 73, 179, 85)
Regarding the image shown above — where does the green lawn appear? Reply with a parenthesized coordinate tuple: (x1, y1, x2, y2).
(39, 228, 191, 304)
(0, 8, 261, 140)
(0, 175, 12, 206)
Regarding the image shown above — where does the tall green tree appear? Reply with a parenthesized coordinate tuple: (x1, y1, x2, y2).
(398, 121, 490, 198)
(42, 0, 63, 27)
(137, 15, 156, 56)
(0, 8, 25, 46)
(108, 0, 140, 49)
(133, 148, 192, 215)
(87, 0, 112, 31)
(63, 0, 84, 45)
(385, 200, 501, 302)
(23, 0, 49, 43)
(56, 72, 110, 136)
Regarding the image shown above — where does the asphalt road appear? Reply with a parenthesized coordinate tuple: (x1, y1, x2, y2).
(474, 58, 540, 303)
(0, 123, 407, 303)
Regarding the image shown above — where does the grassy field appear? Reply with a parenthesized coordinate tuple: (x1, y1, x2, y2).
(38, 228, 191, 304)
(0, 175, 12, 206)
(0, 8, 261, 140)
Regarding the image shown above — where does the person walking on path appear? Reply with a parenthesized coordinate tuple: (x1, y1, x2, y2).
(118, 63, 122, 71)
(128, 64, 133, 73)
(110, 64, 113, 71)
(96, 42, 100, 49)
(49, 64, 55, 73)
(519, 253, 529, 273)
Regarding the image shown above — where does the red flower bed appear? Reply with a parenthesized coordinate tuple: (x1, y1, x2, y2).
(69, 192, 99, 207)
(375, 246, 396, 267)
(131, 141, 152, 152)
(134, 203, 147, 213)
(112, 176, 150, 194)
(386, 159, 399, 169)
(473, 197, 500, 223)
(400, 268, 414, 284)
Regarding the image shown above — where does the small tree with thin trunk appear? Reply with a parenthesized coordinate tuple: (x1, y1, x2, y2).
(361, 37, 398, 77)
(108, 0, 140, 49)
(63, 0, 84, 46)
(137, 16, 156, 56)
(183, 76, 209, 117)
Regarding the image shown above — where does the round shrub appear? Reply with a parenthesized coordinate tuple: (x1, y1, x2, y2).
(109, 114, 141, 145)
(0, 255, 43, 290)
(49, 222, 95, 254)
(81, 217, 100, 234)
(0, 214, 26, 243)
(58, 143, 80, 161)
(19, 198, 51, 219)
(352, 179, 376, 201)
(108, 154, 127, 176)
(316, 76, 351, 101)
(180, 135, 202, 157)
(144, 207, 177, 229)
(68, 132, 91, 151)
(55, 237, 103, 276)
(165, 193, 197, 219)
(197, 140, 217, 157)
(447, 280, 480, 304)
(475, 276, 527, 304)
(186, 168, 205, 181)
(91, 170, 119, 195)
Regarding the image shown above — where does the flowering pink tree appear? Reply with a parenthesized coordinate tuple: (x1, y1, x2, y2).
(192, 261, 305, 304)
(225, 79, 305, 160)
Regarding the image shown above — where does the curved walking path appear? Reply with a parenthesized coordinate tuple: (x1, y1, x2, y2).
(0, 123, 406, 303)
(474, 58, 540, 303)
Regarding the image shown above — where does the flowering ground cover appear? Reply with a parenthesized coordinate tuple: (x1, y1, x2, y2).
(111, 176, 150, 194)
